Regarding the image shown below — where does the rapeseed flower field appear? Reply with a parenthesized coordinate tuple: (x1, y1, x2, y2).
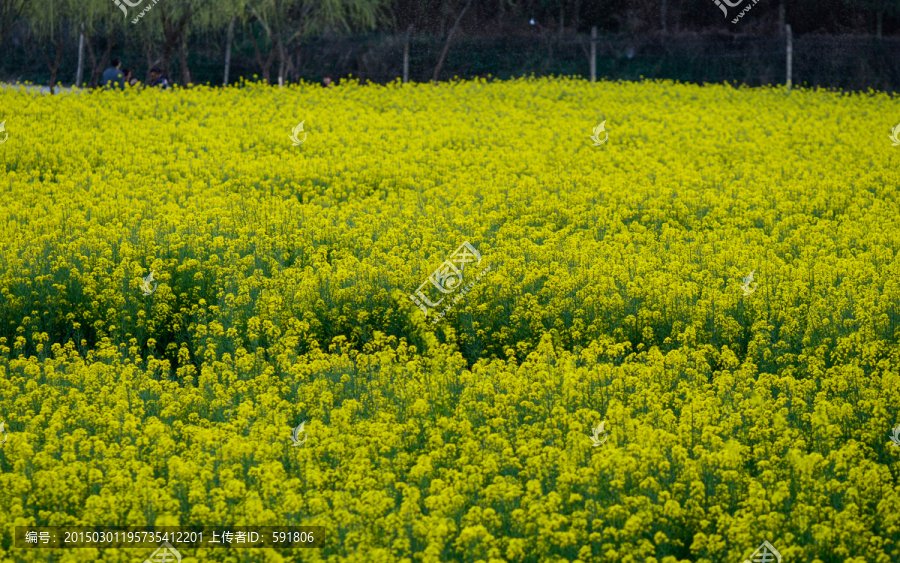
(0, 76, 899, 562)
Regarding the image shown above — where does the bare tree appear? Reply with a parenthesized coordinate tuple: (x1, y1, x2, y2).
(246, 0, 380, 87)
(153, 0, 212, 83)
(28, 0, 79, 93)
(61, 0, 125, 88)
(432, 0, 471, 82)
(139, 0, 243, 85)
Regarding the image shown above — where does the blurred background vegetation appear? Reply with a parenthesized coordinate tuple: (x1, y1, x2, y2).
(1, 0, 899, 91)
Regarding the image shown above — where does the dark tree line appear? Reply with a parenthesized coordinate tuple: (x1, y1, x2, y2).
(0, 0, 897, 90)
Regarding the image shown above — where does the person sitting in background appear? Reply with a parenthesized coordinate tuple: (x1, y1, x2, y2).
(148, 68, 170, 89)
(100, 58, 124, 90)
(122, 68, 140, 87)
(322, 73, 333, 88)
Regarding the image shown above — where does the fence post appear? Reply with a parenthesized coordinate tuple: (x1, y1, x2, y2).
(590, 26, 597, 83)
(785, 24, 792, 90)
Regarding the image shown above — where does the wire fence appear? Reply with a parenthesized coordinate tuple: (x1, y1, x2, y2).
(2, 30, 899, 92)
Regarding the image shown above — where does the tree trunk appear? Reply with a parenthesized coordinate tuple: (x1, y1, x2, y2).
(251, 26, 276, 83)
(785, 24, 792, 90)
(46, 38, 63, 94)
(162, 34, 175, 77)
(285, 50, 296, 85)
(179, 33, 192, 85)
(160, 7, 193, 79)
(89, 29, 116, 88)
(224, 17, 234, 86)
(403, 23, 413, 83)
(432, 0, 472, 82)
(276, 37, 286, 87)
(85, 35, 97, 86)
(157, 0, 207, 82)
(75, 22, 85, 87)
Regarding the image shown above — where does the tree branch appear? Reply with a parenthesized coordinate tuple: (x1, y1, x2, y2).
(432, 0, 471, 83)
